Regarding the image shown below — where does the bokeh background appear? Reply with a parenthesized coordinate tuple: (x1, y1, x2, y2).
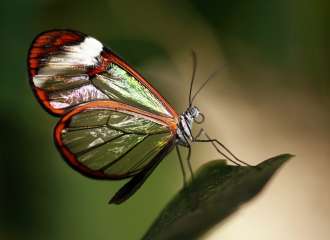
(1, 1, 329, 239)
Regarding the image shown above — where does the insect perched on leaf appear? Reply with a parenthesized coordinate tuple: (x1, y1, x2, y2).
(28, 30, 250, 204)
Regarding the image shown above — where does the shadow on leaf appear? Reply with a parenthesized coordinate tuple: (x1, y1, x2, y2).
(142, 154, 293, 240)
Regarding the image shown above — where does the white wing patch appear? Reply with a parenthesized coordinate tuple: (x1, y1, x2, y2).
(61, 37, 103, 66)
(33, 37, 103, 89)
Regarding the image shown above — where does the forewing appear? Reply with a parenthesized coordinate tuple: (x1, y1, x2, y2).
(54, 101, 176, 179)
(28, 30, 176, 118)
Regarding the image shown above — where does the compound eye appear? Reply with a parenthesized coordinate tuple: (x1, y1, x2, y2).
(189, 106, 199, 117)
(194, 112, 205, 124)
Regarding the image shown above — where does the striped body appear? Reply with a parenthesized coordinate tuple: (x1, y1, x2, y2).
(176, 106, 200, 146)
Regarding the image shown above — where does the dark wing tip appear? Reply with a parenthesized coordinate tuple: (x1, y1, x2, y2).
(108, 172, 146, 205)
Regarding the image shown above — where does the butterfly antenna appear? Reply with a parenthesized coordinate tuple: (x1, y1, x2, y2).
(188, 50, 197, 107)
(191, 68, 220, 104)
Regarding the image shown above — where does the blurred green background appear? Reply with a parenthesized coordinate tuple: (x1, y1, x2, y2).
(1, 1, 329, 240)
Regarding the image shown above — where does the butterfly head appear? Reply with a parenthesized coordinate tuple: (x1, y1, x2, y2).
(187, 106, 204, 124)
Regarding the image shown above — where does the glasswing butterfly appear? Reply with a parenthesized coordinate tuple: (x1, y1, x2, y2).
(28, 30, 249, 204)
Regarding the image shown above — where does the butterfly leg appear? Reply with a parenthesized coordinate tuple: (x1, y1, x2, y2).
(193, 128, 252, 166)
(194, 128, 204, 140)
(176, 145, 187, 187)
(186, 144, 194, 180)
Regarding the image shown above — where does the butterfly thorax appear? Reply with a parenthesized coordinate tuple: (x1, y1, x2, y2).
(176, 106, 200, 146)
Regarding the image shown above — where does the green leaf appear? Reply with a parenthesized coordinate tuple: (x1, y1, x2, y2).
(142, 154, 293, 240)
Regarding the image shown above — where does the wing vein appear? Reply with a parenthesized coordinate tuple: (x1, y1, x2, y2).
(99, 135, 148, 171)
(75, 133, 125, 156)
(65, 124, 108, 132)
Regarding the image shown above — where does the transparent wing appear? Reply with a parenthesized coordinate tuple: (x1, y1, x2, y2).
(28, 30, 176, 118)
(54, 101, 176, 179)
